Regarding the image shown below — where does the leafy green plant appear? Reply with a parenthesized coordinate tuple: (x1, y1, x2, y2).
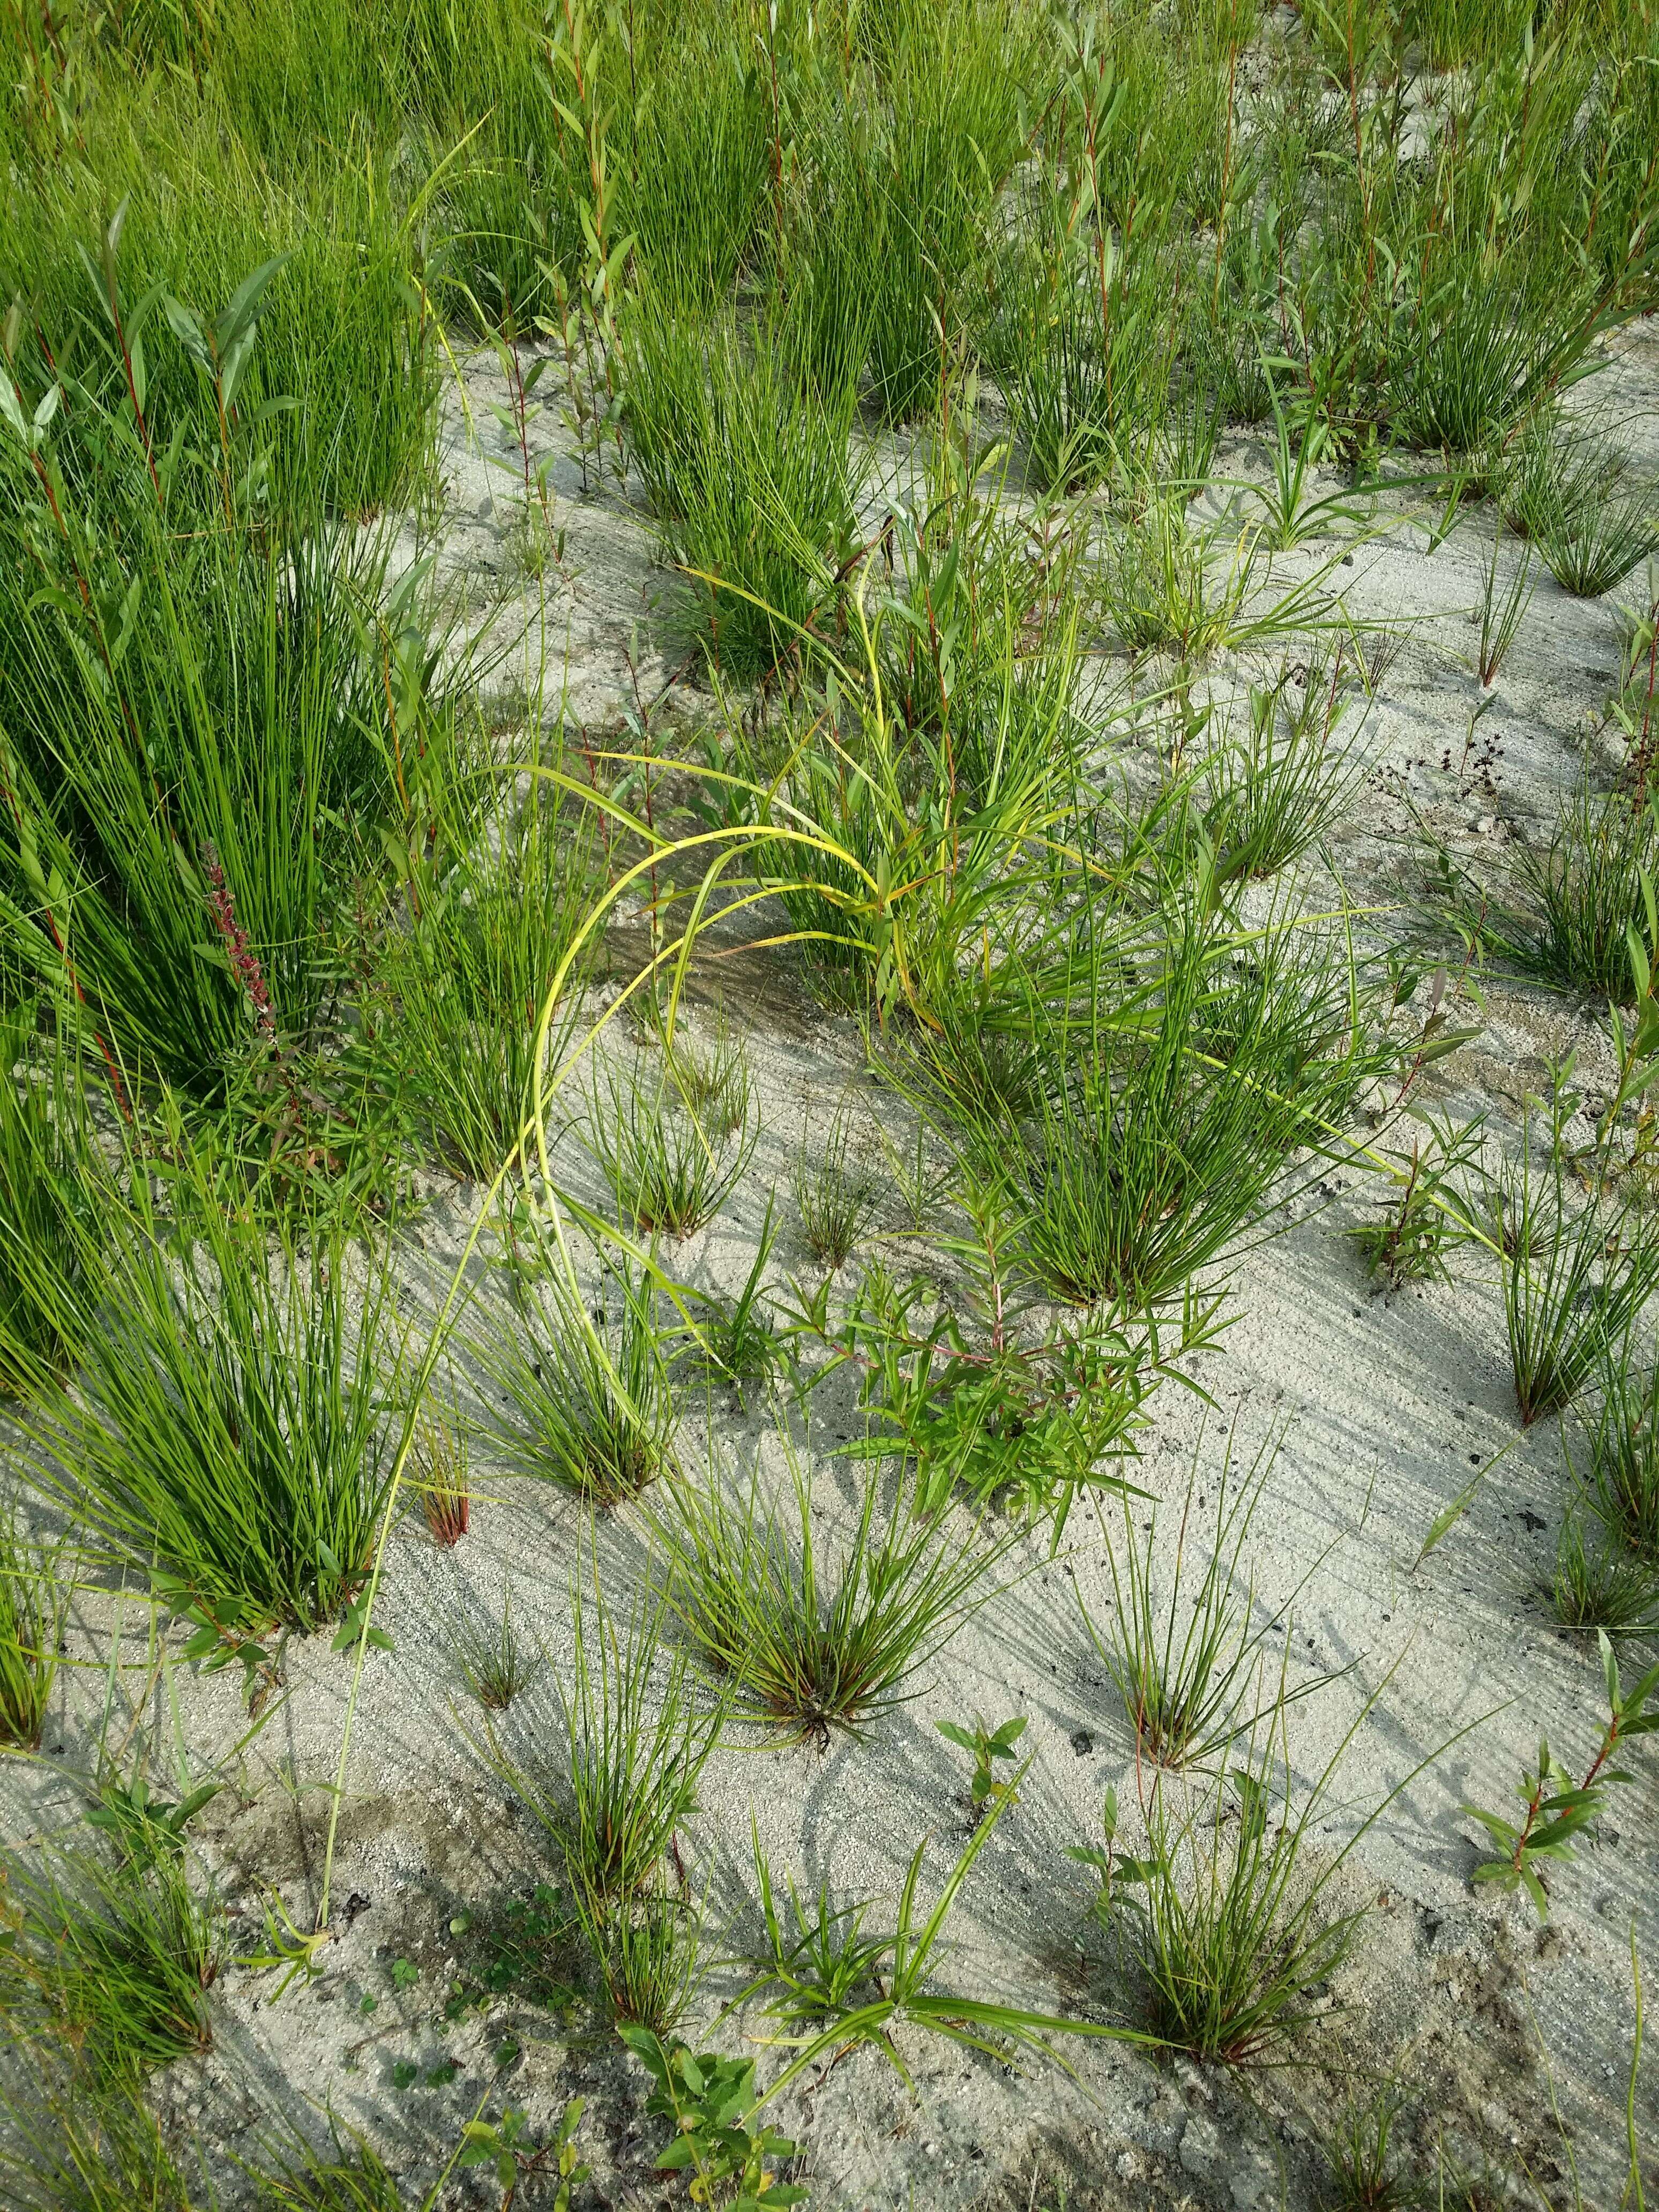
(619, 2028, 805, 2210)
(1065, 1784, 1159, 1929)
(742, 1783, 1146, 2086)
(456, 2098, 587, 2210)
(0, 1504, 64, 1751)
(0, 1832, 223, 2082)
(649, 1441, 1012, 1745)
(86, 1769, 220, 1869)
(816, 1221, 1166, 1531)
(443, 1882, 580, 2023)
(1463, 1631, 1659, 1916)
(936, 1713, 1027, 1814)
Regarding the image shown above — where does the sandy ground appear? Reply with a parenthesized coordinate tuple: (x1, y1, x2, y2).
(4, 315, 1658, 2209)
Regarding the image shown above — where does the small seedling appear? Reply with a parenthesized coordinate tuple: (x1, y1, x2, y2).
(1065, 1786, 1160, 1929)
(936, 1713, 1027, 1813)
(443, 1884, 581, 2019)
(1463, 1630, 1659, 1915)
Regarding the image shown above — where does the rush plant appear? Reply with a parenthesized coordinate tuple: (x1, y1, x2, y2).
(0, 1503, 65, 1752)
(1496, 1082, 1659, 1425)
(27, 1159, 406, 1668)
(649, 1442, 1012, 1745)
(469, 1569, 720, 1909)
(1588, 1335, 1659, 1562)
(1082, 1423, 1331, 1772)
(590, 1052, 756, 1241)
(475, 1244, 678, 1505)
(1127, 1713, 1378, 2063)
(0, 1008, 98, 1395)
(0, 1832, 223, 2083)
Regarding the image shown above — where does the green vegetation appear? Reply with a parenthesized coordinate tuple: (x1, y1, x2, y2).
(2, 0, 1657, 2195)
